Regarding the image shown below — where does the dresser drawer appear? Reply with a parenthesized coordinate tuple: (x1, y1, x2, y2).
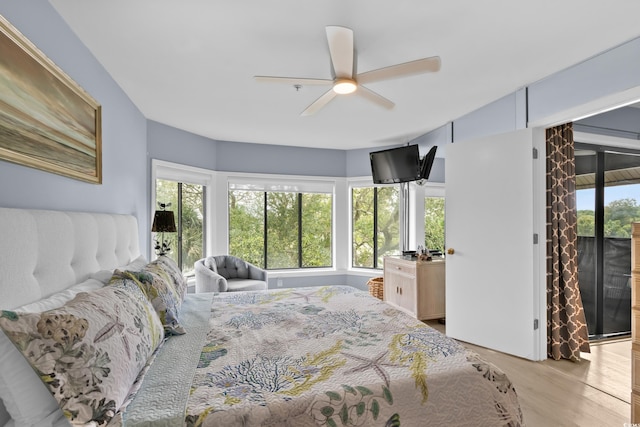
(385, 259, 416, 277)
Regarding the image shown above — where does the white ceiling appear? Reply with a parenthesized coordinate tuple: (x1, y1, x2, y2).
(50, 0, 640, 150)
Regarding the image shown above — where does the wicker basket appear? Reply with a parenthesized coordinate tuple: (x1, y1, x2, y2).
(367, 277, 384, 300)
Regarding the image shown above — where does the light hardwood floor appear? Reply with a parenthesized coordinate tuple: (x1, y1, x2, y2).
(426, 321, 631, 427)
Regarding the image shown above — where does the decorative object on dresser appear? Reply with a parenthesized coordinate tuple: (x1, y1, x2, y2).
(632, 222, 640, 422)
(151, 202, 177, 256)
(0, 15, 102, 184)
(383, 255, 445, 320)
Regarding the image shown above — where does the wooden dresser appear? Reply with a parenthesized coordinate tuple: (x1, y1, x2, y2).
(383, 256, 445, 320)
(632, 223, 640, 422)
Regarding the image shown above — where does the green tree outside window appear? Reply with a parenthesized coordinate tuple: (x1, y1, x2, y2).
(352, 186, 399, 269)
(425, 196, 445, 252)
(229, 189, 332, 269)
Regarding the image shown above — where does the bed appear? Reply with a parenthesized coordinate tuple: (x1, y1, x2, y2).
(0, 207, 524, 427)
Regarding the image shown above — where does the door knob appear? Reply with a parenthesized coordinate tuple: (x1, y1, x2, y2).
(447, 248, 455, 255)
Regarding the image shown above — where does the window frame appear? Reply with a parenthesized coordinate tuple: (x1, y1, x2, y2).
(228, 189, 334, 270)
(411, 182, 446, 252)
(150, 162, 445, 279)
(155, 179, 207, 275)
(349, 179, 400, 270)
(225, 172, 340, 273)
(348, 178, 445, 270)
(151, 160, 215, 264)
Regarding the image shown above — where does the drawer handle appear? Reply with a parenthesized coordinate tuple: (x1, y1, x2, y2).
(399, 287, 402, 295)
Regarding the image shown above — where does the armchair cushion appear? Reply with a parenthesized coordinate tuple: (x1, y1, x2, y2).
(195, 256, 267, 293)
(215, 256, 267, 281)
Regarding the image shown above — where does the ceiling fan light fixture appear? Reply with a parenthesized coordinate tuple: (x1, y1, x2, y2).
(255, 26, 441, 115)
(333, 79, 357, 94)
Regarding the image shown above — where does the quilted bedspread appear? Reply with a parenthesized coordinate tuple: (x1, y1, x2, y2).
(118, 286, 524, 426)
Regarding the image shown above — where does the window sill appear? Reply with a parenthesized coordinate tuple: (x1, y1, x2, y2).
(267, 267, 382, 278)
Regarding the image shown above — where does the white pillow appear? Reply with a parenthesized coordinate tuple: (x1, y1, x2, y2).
(16, 279, 103, 313)
(89, 255, 148, 285)
(0, 279, 103, 426)
(88, 269, 114, 284)
(124, 255, 149, 272)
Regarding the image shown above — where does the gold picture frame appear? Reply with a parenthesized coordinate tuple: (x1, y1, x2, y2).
(0, 15, 102, 184)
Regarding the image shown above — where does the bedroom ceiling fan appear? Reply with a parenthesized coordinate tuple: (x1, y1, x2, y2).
(254, 26, 441, 116)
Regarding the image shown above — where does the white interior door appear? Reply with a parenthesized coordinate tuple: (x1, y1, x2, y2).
(445, 128, 545, 360)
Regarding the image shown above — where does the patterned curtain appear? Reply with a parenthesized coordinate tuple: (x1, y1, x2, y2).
(546, 123, 591, 361)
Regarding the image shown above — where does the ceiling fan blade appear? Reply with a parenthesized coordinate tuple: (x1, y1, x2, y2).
(326, 26, 354, 79)
(357, 85, 395, 110)
(356, 56, 441, 85)
(301, 89, 338, 116)
(254, 76, 333, 85)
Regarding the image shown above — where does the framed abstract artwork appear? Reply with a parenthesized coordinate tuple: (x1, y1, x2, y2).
(0, 15, 102, 184)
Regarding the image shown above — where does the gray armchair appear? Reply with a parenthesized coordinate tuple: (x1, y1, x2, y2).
(194, 255, 268, 293)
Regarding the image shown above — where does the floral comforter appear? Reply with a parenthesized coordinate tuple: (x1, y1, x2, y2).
(118, 286, 523, 427)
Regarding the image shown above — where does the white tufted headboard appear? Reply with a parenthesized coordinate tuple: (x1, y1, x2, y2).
(0, 207, 141, 310)
(0, 207, 142, 424)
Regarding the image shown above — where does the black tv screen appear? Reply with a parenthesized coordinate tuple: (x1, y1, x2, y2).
(370, 145, 421, 184)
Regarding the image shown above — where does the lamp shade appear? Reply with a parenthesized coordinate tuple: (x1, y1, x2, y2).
(151, 210, 176, 232)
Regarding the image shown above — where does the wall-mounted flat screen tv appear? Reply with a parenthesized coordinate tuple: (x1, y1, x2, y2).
(420, 145, 438, 180)
(370, 144, 421, 184)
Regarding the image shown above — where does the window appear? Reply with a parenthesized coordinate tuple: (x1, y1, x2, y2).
(155, 179, 206, 276)
(228, 183, 333, 270)
(424, 196, 445, 252)
(352, 186, 400, 269)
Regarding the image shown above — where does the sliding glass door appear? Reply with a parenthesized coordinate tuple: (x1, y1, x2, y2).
(576, 145, 640, 338)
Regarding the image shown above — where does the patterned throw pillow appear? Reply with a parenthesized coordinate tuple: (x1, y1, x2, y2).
(0, 281, 164, 426)
(113, 258, 187, 335)
(150, 256, 188, 302)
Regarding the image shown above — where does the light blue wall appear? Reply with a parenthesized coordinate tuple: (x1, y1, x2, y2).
(149, 120, 446, 181)
(148, 121, 218, 170)
(528, 38, 640, 125)
(215, 140, 346, 176)
(423, 37, 640, 145)
(346, 146, 384, 177)
(453, 90, 527, 142)
(148, 120, 346, 176)
(0, 2, 149, 254)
